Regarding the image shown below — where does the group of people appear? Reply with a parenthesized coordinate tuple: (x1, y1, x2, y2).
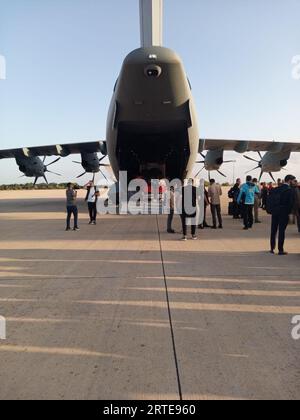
(166, 179, 223, 241)
(65, 174, 300, 254)
(65, 180, 100, 231)
(228, 174, 300, 254)
(228, 176, 261, 230)
(167, 174, 299, 253)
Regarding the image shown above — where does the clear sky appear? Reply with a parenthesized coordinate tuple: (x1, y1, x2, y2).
(0, 0, 300, 184)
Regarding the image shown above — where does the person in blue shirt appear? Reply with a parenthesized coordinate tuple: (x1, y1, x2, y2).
(237, 176, 260, 230)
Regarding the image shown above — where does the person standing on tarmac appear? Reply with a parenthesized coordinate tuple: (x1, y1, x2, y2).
(199, 187, 210, 229)
(84, 180, 100, 225)
(260, 182, 268, 210)
(180, 179, 199, 241)
(253, 178, 262, 224)
(291, 179, 300, 233)
(167, 186, 176, 234)
(269, 175, 296, 255)
(66, 183, 79, 231)
(237, 176, 260, 230)
(208, 179, 223, 229)
(228, 178, 241, 219)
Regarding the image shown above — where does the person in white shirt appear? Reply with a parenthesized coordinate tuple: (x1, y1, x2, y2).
(84, 181, 100, 225)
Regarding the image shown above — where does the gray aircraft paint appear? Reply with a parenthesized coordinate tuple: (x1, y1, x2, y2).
(139, 0, 163, 48)
(16, 156, 46, 178)
(203, 150, 225, 171)
(106, 46, 199, 181)
(259, 151, 291, 173)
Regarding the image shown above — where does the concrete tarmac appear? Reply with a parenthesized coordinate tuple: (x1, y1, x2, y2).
(0, 190, 299, 400)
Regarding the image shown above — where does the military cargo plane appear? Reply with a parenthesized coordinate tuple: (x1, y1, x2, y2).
(1, 0, 300, 184)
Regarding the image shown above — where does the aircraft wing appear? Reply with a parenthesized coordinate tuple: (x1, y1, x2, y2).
(0, 141, 107, 159)
(199, 139, 300, 154)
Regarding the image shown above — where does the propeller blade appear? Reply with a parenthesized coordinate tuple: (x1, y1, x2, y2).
(46, 157, 61, 167)
(77, 172, 87, 179)
(246, 166, 261, 174)
(244, 155, 260, 163)
(46, 170, 61, 176)
(99, 169, 109, 182)
(217, 170, 227, 177)
(269, 172, 276, 182)
(195, 166, 205, 177)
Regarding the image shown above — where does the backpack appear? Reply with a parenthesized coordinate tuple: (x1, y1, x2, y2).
(266, 188, 281, 215)
(228, 187, 235, 199)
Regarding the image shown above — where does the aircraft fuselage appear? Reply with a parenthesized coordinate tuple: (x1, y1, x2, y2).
(106, 47, 199, 182)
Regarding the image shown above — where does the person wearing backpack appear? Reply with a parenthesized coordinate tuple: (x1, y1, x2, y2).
(269, 175, 296, 255)
(237, 176, 260, 230)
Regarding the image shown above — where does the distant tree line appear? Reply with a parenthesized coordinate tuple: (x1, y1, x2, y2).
(0, 183, 80, 191)
(205, 181, 231, 187)
(0, 181, 231, 191)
